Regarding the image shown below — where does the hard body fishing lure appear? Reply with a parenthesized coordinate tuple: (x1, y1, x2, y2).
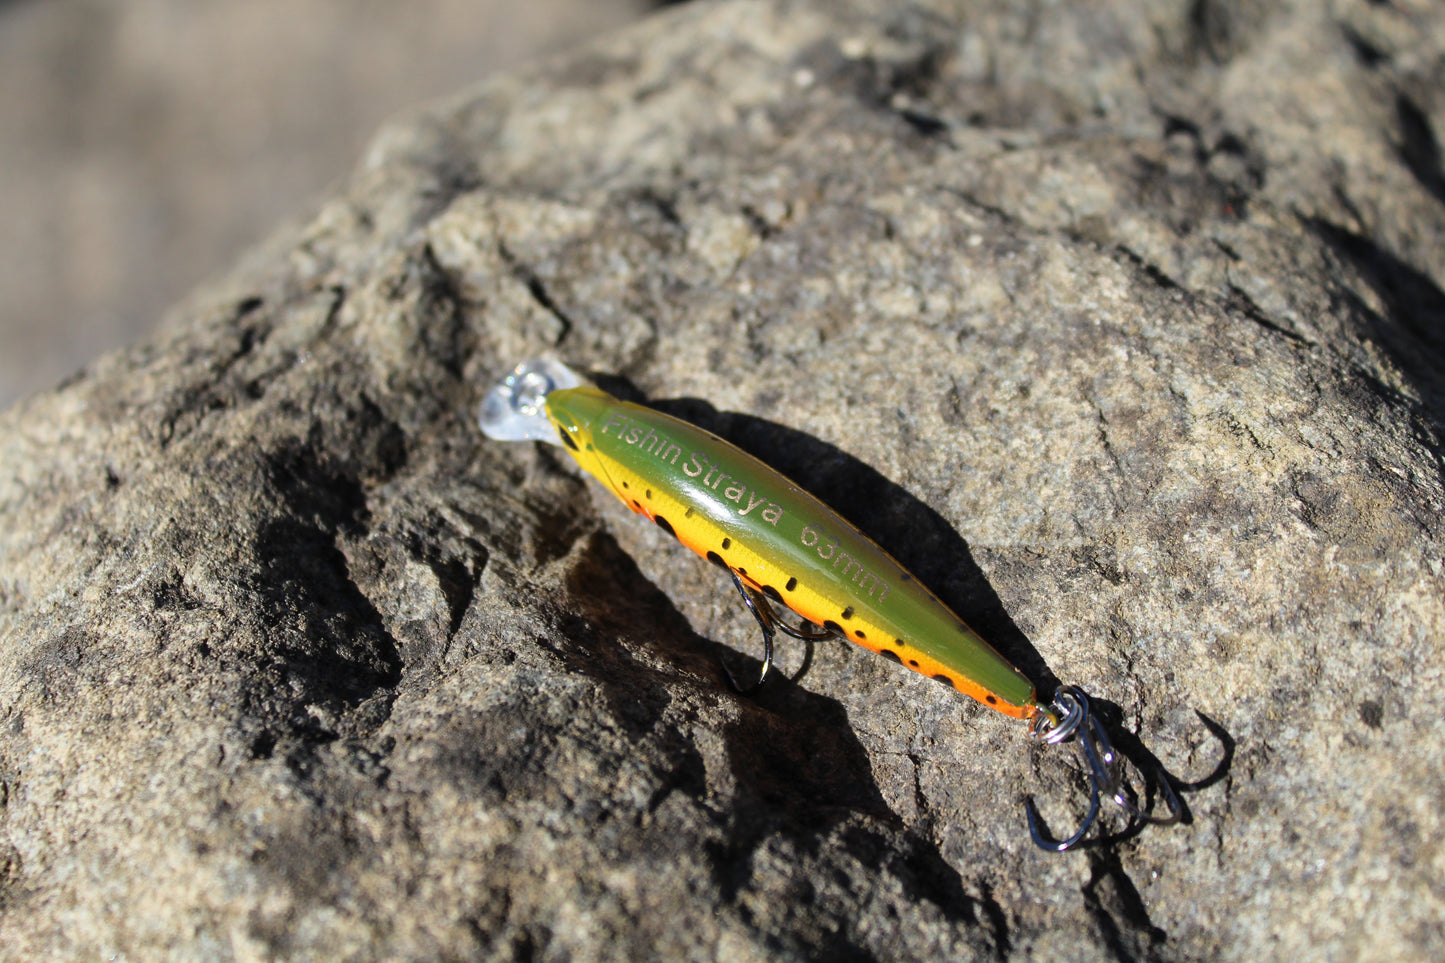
(481, 359, 1178, 850)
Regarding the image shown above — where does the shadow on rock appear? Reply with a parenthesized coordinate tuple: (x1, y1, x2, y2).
(1308, 217, 1445, 451)
(252, 442, 403, 734)
(560, 529, 894, 821)
(554, 528, 1004, 946)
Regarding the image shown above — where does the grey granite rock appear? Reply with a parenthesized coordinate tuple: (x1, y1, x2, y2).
(3, 0, 1444, 959)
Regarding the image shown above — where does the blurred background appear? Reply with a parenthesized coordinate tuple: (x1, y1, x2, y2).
(0, 0, 667, 409)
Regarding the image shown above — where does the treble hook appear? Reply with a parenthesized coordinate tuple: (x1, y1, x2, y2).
(721, 570, 836, 694)
(1025, 686, 1182, 851)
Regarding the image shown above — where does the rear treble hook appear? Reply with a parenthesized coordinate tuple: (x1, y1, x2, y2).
(1025, 686, 1182, 852)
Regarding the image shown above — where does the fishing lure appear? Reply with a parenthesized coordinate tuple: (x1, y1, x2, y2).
(480, 359, 1178, 850)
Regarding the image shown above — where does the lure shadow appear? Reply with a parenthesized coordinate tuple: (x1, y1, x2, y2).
(559, 529, 895, 818)
(556, 530, 1005, 942)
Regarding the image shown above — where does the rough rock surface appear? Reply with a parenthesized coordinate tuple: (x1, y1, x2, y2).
(3, 0, 1444, 959)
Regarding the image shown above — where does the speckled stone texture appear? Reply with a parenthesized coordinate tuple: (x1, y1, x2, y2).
(2, 0, 1443, 960)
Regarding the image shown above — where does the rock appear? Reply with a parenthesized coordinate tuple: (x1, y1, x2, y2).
(3, 0, 1444, 959)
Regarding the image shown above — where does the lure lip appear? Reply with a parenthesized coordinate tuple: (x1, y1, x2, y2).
(478, 358, 584, 444)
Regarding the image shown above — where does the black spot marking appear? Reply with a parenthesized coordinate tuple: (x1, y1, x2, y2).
(706, 551, 727, 568)
(841, 606, 854, 620)
(762, 585, 783, 602)
(685, 507, 695, 518)
(654, 515, 676, 538)
(855, 630, 866, 640)
(785, 577, 798, 592)
(722, 537, 732, 549)
(985, 695, 997, 705)
(646, 489, 653, 499)
(880, 649, 902, 664)
(632, 500, 642, 510)
(622, 481, 629, 488)
(933, 674, 957, 689)
(824, 620, 843, 635)
(557, 427, 579, 451)
(737, 567, 747, 576)
(908, 659, 919, 667)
